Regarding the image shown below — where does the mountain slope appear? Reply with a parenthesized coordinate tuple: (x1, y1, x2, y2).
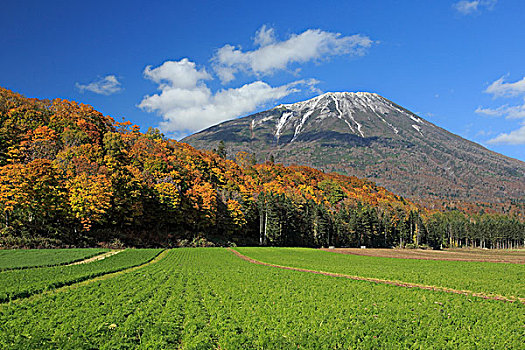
(183, 92, 525, 207)
(0, 86, 418, 247)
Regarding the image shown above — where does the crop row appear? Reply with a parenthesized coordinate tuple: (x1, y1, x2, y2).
(236, 247, 525, 299)
(0, 249, 162, 302)
(0, 248, 109, 270)
(0, 248, 522, 349)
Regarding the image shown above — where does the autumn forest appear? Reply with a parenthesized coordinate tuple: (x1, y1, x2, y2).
(0, 87, 523, 249)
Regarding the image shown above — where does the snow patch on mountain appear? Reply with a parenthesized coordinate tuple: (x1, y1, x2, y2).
(410, 115, 424, 124)
(252, 115, 274, 128)
(333, 95, 357, 134)
(412, 124, 423, 136)
(291, 109, 315, 142)
(275, 112, 293, 141)
(263, 91, 433, 142)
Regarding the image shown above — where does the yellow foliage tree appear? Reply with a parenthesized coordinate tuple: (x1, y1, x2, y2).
(67, 173, 112, 230)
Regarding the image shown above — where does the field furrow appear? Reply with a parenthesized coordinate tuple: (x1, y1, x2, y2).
(0, 249, 163, 302)
(0, 248, 522, 349)
(230, 248, 523, 303)
(235, 247, 525, 300)
(67, 250, 122, 265)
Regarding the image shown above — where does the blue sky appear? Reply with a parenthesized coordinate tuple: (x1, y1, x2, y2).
(2, 0, 524, 161)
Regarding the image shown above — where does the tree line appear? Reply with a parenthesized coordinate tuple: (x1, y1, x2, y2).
(0, 87, 523, 248)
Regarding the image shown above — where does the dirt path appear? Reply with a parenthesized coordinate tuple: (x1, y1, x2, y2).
(321, 248, 525, 264)
(68, 250, 122, 265)
(57, 249, 168, 291)
(229, 248, 524, 304)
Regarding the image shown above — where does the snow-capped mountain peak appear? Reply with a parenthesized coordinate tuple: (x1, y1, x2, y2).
(183, 91, 525, 205)
(260, 91, 429, 142)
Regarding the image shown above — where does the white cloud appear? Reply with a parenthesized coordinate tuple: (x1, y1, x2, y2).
(487, 124, 525, 145)
(212, 27, 373, 83)
(253, 25, 276, 47)
(454, 1, 480, 14)
(139, 27, 375, 135)
(76, 75, 122, 95)
(475, 103, 525, 119)
(476, 75, 525, 145)
(484, 76, 525, 98)
(143, 59, 211, 89)
(476, 77, 525, 119)
(476, 129, 494, 137)
(453, 0, 497, 15)
(139, 59, 316, 134)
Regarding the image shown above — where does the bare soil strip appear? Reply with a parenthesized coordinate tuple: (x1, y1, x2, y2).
(1, 250, 168, 307)
(321, 248, 525, 264)
(229, 248, 524, 304)
(56, 249, 168, 291)
(67, 250, 123, 265)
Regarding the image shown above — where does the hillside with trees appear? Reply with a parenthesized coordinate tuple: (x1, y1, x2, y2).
(184, 92, 525, 216)
(0, 87, 523, 249)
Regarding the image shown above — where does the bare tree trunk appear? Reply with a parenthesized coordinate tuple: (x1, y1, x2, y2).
(279, 221, 282, 245)
(263, 203, 268, 245)
(259, 203, 264, 246)
(410, 220, 414, 245)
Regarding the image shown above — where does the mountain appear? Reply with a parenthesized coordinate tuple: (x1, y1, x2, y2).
(0, 86, 417, 248)
(183, 92, 525, 208)
(2, 86, 523, 249)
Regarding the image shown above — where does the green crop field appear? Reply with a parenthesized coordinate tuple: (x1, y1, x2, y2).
(0, 248, 109, 270)
(0, 248, 523, 349)
(0, 249, 162, 302)
(235, 247, 525, 300)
